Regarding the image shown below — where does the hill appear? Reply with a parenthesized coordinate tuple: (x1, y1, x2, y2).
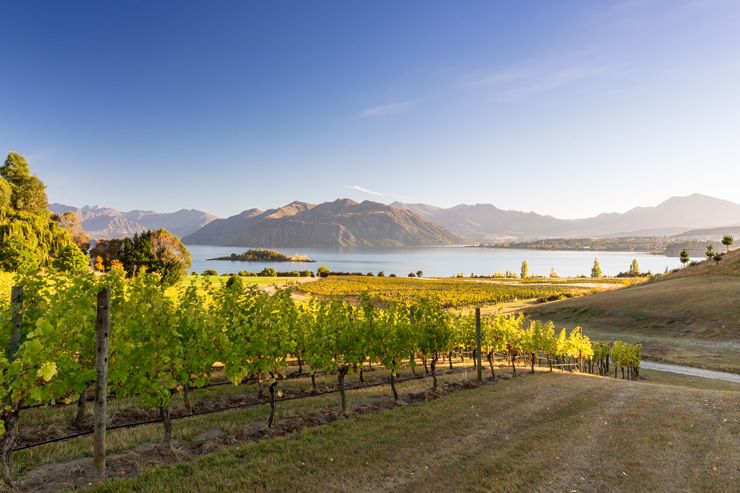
(183, 199, 463, 247)
(675, 224, 740, 240)
(525, 249, 740, 372)
(392, 201, 566, 240)
(394, 194, 740, 241)
(49, 203, 217, 239)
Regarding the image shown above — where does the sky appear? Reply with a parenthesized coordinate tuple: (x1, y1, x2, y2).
(1, 0, 739, 219)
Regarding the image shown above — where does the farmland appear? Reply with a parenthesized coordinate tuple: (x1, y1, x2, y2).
(85, 372, 739, 493)
(0, 260, 736, 491)
(0, 268, 638, 490)
(296, 275, 611, 307)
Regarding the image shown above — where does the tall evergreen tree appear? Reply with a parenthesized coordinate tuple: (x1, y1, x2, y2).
(705, 244, 715, 260)
(722, 235, 733, 253)
(0, 152, 48, 215)
(0, 151, 88, 272)
(679, 249, 690, 267)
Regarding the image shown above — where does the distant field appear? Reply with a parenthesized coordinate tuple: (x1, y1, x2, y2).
(467, 276, 642, 285)
(297, 275, 604, 307)
(85, 372, 740, 493)
(178, 274, 315, 289)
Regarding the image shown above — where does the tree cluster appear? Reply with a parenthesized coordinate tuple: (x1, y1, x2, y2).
(0, 152, 88, 273)
(91, 230, 191, 286)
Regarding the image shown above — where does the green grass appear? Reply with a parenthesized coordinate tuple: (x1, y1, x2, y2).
(640, 368, 740, 392)
(82, 372, 740, 493)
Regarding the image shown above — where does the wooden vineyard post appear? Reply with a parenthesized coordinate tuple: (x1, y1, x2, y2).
(93, 287, 111, 479)
(475, 307, 482, 383)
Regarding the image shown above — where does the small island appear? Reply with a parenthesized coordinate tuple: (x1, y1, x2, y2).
(208, 248, 316, 262)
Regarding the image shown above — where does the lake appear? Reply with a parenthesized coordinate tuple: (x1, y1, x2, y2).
(187, 245, 695, 278)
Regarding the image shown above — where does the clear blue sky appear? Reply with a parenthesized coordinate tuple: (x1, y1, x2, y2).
(1, 0, 739, 218)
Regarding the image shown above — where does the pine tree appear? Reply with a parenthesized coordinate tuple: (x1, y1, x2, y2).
(705, 244, 715, 260)
(722, 235, 733, 253)
(679, 249, 690, 267)
(0, 152, 48, 215)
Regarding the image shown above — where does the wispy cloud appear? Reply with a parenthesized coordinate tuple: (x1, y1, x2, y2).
(343, 184, 409, 200)
(471, 64, 617, 102)
(345, 184, 384, 196)
(354, 100, 416, 119)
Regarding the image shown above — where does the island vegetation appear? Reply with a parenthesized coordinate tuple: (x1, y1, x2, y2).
(209, 248, 315, 262)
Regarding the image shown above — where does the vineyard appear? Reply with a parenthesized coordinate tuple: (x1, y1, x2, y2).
(0, 269, 641, 487)
(297, 275, 599, 307)
(0, 272, 12, 310)
(483, 276, 641, 285)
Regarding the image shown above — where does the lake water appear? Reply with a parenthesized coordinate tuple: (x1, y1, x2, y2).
(188, 245, 695, 278)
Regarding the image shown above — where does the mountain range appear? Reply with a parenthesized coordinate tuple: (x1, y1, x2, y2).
(49, 203, 217, 240)
(392, 194, 740, 242)
(182, 199, 463, 247)
(51, 194, 740, 247)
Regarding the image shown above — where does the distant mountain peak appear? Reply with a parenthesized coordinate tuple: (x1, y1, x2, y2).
(49, 203, 218, 240)
(183, 198, 462, 247)
(332, 198, 359, 207)
(391, 194, 740, 241)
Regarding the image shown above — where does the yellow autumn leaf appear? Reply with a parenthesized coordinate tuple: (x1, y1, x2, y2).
(37, 362, 57, 382)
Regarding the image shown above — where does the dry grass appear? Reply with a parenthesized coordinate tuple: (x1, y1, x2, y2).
(658, 248, 740, 279)
(640, 368, 740, 392)
(525, 268, 740, 372)
(8, 360, 485, 492)
(83, 372, 739, 493)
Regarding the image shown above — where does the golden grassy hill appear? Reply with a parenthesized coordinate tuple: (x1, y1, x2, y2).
(525, 249, 740, 372)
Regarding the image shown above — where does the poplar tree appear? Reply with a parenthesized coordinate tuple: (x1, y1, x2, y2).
(591, 258, 603, 278)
